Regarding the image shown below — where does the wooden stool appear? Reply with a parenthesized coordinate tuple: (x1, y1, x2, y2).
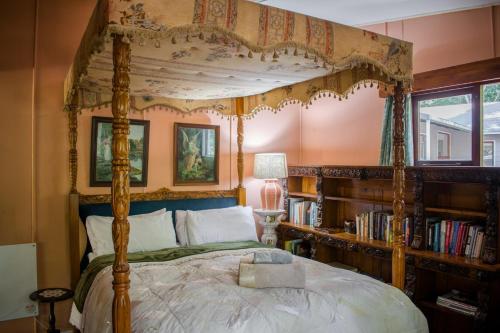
(30, 288, 73, 333)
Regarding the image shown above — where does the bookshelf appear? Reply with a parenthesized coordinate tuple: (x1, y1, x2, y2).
(279, 165, 500, 333)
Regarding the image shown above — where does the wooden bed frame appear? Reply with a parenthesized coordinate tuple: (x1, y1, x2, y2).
(67, 41, 406, 331)
(64, 3, 412, 331)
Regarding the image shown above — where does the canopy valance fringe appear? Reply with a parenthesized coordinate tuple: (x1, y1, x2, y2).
(68, 77, 395, 119)
(64, 0, 413, 114)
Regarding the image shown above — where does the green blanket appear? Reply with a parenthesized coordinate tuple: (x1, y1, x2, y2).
(74, 241, 268, 312)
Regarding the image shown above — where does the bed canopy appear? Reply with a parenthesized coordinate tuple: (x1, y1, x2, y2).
(64, 1, 412, 332)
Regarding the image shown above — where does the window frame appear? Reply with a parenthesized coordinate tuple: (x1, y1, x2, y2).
(412, 84, 480, 166)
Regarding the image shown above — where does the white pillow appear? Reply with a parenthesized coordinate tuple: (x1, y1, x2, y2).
(176, 206, 243, 246)
(86, 209, 177, 257)
(186, 206, 258, 245)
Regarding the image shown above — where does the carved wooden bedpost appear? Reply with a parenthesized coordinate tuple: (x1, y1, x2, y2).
(68, 93, 78, 194)
(392, 81, 406, 290)
(111, 34, 131, 333)
(236, 97, 246, 206)
(68, 92, 80, 288)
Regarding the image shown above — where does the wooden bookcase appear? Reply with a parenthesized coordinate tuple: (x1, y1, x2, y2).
(279, 166, 500, 333)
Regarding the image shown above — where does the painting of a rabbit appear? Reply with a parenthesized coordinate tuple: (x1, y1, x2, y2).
(174, 123, 219, 185)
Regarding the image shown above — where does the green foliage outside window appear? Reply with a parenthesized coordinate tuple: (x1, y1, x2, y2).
(419, 83, 500, 107)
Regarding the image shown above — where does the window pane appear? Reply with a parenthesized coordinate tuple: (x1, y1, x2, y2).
(483, 83, 500, 167)
(483, 141, 494, 166)
(418, 94, 472, 161)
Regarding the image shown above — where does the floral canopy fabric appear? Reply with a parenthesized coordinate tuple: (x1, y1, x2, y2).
(64, 0, 413, 116)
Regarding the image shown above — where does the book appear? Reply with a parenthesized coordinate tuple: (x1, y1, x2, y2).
(423, 218, 485, 259)
(436, 290, 479, 317)
(439, 221, 446, 253)
(425, 217, 440, 250)
(464, 226, 474, 257)
(289, 200, 318, 225)
(434, 222, 440, 252)
(354, 211, 415, 245)
(473, 231, 484, 258)
(288, 198, 304, 223)
(450, 221, 459, 254)
(456, 223, 462, 255)
(308, 202, 317, 226)
(301, 201, 312, 225)
(386, 215, 393, 243)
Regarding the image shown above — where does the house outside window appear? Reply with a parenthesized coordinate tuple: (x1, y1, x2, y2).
(413, 82, 500, 166)
(437, 132, 451, 159)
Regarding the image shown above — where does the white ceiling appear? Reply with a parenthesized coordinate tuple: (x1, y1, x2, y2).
(250, 0, 500, 26)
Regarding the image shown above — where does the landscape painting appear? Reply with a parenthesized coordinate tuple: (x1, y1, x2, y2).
(90, 116, 149, 187)
(174, 123, 219, 185)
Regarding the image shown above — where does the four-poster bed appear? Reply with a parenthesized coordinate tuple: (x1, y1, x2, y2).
(64, 1, 417, 332)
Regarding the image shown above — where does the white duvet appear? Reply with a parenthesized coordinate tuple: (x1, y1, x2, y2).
(70, 247, 427, 333)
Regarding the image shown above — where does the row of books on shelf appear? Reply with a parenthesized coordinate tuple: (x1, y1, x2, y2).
(355, 211, 413, 245)
(436, 289, 479, 317)
(288, 198, 318, 226)
(426, 217, 485, 258)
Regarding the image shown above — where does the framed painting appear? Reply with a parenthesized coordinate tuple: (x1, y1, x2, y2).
(173, 123, 219, 185)
(90, 116, 150, 187)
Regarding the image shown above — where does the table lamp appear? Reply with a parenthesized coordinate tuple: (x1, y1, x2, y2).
(253, 153, 288, 210)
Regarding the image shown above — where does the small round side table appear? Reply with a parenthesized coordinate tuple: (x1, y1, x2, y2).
(254, 209, 285, 247)
(30, 288, 73, 333)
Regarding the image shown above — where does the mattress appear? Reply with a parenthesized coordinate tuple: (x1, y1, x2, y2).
(70, 243, 427, 333)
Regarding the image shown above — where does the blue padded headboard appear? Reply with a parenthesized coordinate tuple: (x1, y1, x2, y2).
(79, 196, 238, 272)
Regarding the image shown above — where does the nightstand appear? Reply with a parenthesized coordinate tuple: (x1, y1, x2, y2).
(30, 288, 73, 333)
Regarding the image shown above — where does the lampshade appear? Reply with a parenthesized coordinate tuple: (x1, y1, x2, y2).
(253, 153, 288, 179)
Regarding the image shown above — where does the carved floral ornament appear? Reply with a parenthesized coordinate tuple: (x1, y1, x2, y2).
(63, 0, 413, 118)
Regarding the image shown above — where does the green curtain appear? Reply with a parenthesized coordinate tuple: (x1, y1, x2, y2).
(379, 94, 414, 166)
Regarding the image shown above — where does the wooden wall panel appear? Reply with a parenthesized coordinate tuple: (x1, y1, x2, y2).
(0, 0, 35, 246)
(0, 0, 36, 331)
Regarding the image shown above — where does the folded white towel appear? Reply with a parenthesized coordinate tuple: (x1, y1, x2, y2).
(253, 250, 293, 264)
(239, 261, 306, 289)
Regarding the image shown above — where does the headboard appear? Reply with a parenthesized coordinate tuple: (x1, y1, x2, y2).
(69, 187, 243, 287)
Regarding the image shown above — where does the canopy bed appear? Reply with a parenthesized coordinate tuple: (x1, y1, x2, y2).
(64, 0, 417, 332)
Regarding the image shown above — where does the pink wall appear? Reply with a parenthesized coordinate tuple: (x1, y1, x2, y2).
(300, 89, 385, 166)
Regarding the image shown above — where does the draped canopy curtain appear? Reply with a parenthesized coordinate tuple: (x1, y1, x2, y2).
(379, 94, 414, 166)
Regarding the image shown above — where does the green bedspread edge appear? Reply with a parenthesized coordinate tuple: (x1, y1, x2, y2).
(74, 241, 268, 312)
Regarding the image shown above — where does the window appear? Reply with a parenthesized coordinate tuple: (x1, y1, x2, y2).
(412, 83, 499, 166)
(437, 132, 450, 159)
(483, 141, 495, 166)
